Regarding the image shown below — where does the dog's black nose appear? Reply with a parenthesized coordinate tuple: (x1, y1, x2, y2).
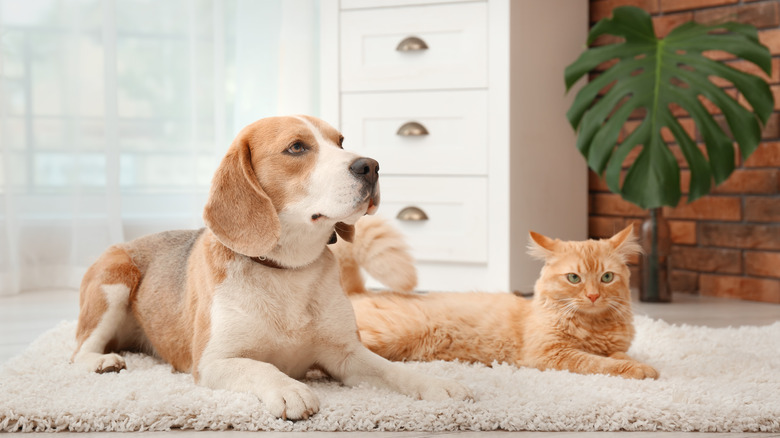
(349, 157, 379, 185)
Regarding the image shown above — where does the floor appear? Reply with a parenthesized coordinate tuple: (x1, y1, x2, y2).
(2, 289, 779, 437)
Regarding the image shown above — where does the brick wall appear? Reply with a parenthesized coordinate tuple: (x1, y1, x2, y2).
(587, 0, 780, 303)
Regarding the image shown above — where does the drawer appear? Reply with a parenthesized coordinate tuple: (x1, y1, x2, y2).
(342, 90, 487, 176)
(375, 176, 487, 263)
(341, 0, 476, 10)
(340, 2, 487, 92)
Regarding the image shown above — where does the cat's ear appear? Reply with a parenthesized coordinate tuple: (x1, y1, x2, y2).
(609, 224, 643, 260)
(528, 231, 558, 260)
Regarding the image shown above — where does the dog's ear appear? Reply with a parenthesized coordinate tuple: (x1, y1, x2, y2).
(335, 222, 355, 243)
(203, 139, 280, 257)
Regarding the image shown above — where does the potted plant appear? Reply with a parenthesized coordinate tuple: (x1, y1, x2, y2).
(564, 6, 773, 302)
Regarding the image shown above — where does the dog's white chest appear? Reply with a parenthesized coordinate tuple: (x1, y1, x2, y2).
(201, 259, 333, 378)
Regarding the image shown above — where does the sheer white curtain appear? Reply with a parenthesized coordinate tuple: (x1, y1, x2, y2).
(0, 0, 320, 295)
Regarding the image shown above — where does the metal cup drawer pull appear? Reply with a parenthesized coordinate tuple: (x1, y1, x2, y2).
(396, 121, 429, 137)
(396, 36, 428, 52)
(396, 206, 429, 221)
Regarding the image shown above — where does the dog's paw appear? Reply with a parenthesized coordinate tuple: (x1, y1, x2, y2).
(74, 352, 126, 373)
(263, 380, 320, 420)
(416, 377, 474, 402)
(95, 353, 126, 373)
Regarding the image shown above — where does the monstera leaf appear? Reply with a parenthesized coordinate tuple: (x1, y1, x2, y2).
(565, 6, 773, 209)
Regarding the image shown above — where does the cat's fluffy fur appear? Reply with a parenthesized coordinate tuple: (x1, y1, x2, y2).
(330, 215, 418, 294)
(335, 217, 659, 380)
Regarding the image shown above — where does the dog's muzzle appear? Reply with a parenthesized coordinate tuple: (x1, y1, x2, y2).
(350, 157, 380, 214)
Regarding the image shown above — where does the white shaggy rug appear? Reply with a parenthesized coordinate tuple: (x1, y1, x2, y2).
(1, 316, 779, 433)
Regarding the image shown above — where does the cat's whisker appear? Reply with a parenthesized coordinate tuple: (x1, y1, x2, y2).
(555, 303, 576, 327)
(554, 297, 577, 307)
(554, 309, 570, 328)
(608, 298, 633, 310)
(605, 301, 633, 321)
(565, 307, 579, 326)
(556, 302, 581, 328)
(610, 298, 632, 310)
(553, 298, 575, 310)
(611, 303, 634, 313)
(606, 298, 628, 307)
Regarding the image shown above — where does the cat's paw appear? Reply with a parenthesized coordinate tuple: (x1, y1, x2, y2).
(618, 361, 659, 380)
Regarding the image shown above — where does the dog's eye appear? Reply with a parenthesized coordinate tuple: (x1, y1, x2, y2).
(285, 142, 307, 155)
(338, 135, 344, 148)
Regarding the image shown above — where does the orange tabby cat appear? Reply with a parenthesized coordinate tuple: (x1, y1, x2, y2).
(335, 218, 658, 380)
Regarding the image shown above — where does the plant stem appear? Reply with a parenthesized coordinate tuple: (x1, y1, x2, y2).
(647, 208, 660, 301)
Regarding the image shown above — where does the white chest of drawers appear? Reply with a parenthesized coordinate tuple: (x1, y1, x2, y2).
(321, 0, 588, 293)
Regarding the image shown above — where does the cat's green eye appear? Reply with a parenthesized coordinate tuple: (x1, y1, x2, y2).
(601, 272, 615, 283)
(566, 273, 581, 284)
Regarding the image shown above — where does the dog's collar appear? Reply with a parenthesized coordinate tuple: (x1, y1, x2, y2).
(250, 232, 338, 270)
(250, 255, 288, 270)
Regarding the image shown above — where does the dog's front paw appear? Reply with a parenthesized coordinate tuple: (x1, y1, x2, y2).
(263, 380, 320, 420)
(416, 377, 473, 401)
(73, 352, 126, 374)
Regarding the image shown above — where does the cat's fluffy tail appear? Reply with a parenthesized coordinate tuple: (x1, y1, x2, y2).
(331, 215, 417, 295)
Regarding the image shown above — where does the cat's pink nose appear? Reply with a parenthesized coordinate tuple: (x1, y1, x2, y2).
(587, 293, 600, 303)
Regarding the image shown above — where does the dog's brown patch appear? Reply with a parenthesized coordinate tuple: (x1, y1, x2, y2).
(74, 246, 141, 349)
(250, 117, 319, 212)
(189, 232, 233, 380)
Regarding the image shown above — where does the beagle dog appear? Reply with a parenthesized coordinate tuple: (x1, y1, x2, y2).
(72, 115, 471, 420)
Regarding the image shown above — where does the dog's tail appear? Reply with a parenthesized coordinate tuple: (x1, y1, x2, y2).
(332, 215, 417, 295)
